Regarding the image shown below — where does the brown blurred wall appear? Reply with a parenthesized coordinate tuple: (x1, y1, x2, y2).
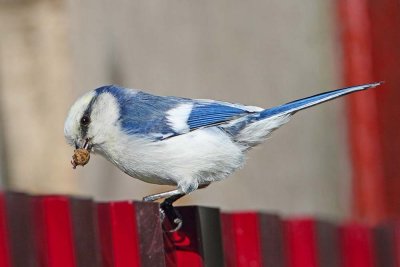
(0, 0, 74, 193)
(0, 0, 350, 219)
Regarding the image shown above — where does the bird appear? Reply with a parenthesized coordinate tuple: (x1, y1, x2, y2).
(64, 82, 381, 230)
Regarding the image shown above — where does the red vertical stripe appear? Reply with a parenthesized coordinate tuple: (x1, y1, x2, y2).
(97, 201, 140, 267)
(284, 218, 318, 267)
(340, 224, 376, 267)
(112, 202, 140, 267)
(0, 193, 10, 267)
(232, 213, 263, 267)
(367, 0, 400, 219)
(338, 0, 386, 222)
(221, 212, 263, 267)
(33, 196, 77, 267)
(44, 197, 77, 267)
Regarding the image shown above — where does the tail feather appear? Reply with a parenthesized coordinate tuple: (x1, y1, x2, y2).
(231, 82, 382, 148)
(260, 82, 382, 119)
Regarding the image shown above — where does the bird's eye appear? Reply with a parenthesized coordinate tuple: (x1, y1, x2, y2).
(80, 115, 91, 126)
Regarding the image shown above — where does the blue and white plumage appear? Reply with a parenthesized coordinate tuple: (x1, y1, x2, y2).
(64, 82, 381, 198)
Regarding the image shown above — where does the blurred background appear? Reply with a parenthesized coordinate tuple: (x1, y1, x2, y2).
(0, 0, 398, 224)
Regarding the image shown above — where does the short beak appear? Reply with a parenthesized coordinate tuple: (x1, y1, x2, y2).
(83, 139, 90, 149)
(75, 138, 92, 150)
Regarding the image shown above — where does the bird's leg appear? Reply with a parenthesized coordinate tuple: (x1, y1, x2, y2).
(142, 183, 211, 232)
(142, 189, 182, 202)
(160, 193, 185, 232)
(142, 183, 210, 202)
(142, 189, 184, 232)
(159, 183, 211, 232)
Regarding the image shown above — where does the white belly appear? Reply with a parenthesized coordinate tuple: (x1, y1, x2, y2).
(97, 127, 245, 192)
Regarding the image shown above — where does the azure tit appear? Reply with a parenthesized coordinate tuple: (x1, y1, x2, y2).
(64, 82, 381, 230)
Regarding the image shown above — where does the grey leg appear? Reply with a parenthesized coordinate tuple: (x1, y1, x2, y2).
(142, 183, 210, 202)
(142, 188, 182, 202)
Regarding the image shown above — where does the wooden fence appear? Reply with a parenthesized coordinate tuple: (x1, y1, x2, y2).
(0, 192, 397, 267)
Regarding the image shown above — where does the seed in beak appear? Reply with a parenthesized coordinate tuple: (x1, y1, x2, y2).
(71, 148, 90, 169)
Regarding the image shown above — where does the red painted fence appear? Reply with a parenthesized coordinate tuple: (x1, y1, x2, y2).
(0, 191, 398, 267)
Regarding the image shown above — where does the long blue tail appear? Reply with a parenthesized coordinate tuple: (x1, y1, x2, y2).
(259, 82, 382, 119)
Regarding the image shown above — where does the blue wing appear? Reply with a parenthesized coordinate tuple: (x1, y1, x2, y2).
(95, 85, 257, 140)
(186, 101, 256, 129)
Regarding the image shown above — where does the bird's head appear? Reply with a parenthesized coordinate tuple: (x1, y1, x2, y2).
(64, 86, 122, 152)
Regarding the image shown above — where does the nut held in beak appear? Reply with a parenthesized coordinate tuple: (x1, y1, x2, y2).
(71, 148, 90, 169)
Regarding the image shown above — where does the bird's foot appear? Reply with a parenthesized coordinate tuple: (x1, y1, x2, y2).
(160, 200, 183, 232)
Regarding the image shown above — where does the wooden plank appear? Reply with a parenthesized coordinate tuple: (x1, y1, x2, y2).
(339, 223, 376, 267)
(221, 212, 285, 267)
(164, 206, 224, 267)
(97, 201, 165, 267)
(70, 197, 102, 267)
(5, 192, 37, 267)
(259, 213, 286, 267)
(97, 201, 140, 267)
(394, 222, 400, 267)
(284, 218, 341, 267)
(134, 201, 165, 267)
(0, 193, 11, 267)
(220, 213, 236, 267)
(316, 221, 340, 267)
(31, 195, 77, 267)
(284, 218, 318, 267)
(373, 223, 396, 267)
(221, 212, 263, 266)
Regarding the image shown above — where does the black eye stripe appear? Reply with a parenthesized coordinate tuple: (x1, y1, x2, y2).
(80, 95, 98, 138)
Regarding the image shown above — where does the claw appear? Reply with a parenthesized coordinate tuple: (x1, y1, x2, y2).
(160, 202, 183, 233)
(163, 216, 182, 233)
(171, 217, 183, 232)
(159, 207, 166, 221)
